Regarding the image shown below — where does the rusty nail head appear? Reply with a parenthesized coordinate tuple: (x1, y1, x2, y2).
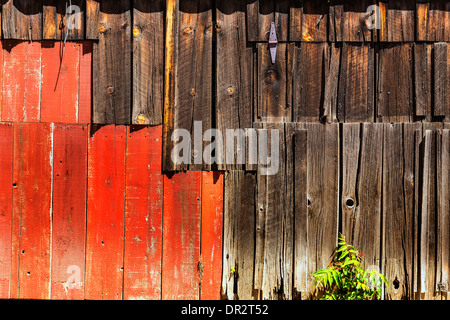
(133, 27, 141, 37)
(190, 88, 196, 96)
(227, 86, 234, 95)
(107, 86, 115, 94)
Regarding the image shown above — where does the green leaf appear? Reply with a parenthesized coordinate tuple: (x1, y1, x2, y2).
(339, 251, 349, 260)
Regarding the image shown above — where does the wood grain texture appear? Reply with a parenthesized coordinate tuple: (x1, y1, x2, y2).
(51, 124, 88, 300)
(222, 170, 257, 300)
(292, 129, 308, 293)
(200, 171, 223, 300)
(382, 123, 420, 300)
(420, 123, 444, 300)
(85, 125, 126, 300)
(162, 171, 202, 300)
(43, 0, 85, 40)
(293, 43, 328, 122)
(290, 0, 328, 42)
(1, 41, 41, 123)
(162, 0, 179, 171)
(436, 129, 449, 294)
(337, 43, 374, 122)
(2, 0, 42, 40)
(301, 123, 339, 299)
(414, 43, 432, 119)
(85, 0, 100, 39)
(342, 123, 383, 270)
(255, 123, 288, 300)
(132, 0, 164, 125)
(216, 0, 253, 170)
(433, 43, 447, 117)
(377, 44, 414, 122)
(124, 125, 163, 300)
(0, 123, 13, 299)
(172, 0, 212, 171)
(92, 0, 132, 124)
(11, 123, 53, 299)
(41, 42, 80, 123)
(246, 0, 289, 42)
(417, 1, 450, 42)
(378, 0, 415, 42)
(256, 43, 292, 123)
(78, 41, 93, 124)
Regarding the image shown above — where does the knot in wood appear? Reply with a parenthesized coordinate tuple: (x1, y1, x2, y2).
(264, 69, 278, 85)
(183, 27, 192, 34)
(133, 27, 141, 37)
(136, 114, 147, 125)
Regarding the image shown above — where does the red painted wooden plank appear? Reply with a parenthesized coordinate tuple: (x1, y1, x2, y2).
(41, 42, 80, 123)
(0, 41, 3, 121)
(200, 171, 223, 300)
(123, 125, 163, 300)
(11, 123, 53, 299)
(78, 41, 93, 124)
(0, 123, 13, 299)
(50, 124, 88, 300)
(85, 125, 126, 300)
(2, 41, 41, 122)
(162, 171, 202, 300)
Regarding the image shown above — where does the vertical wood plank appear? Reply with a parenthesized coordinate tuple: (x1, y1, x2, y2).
(421, 123, 444, 299)
(51, 124, 88, 300)
(162, 0, 179, 171)
(222, 170, 257, 300)
(78, 41, 93, 124)
(379, 0, 415, 42)
(436, 129, 449, 294)
(200, 172, 223, 300)
(132, 0, 164, 125)
(41, 42, 81, 124)
(93, 0, 132, 124)
(246, 0, 289, 42)
(323, 43, 340, 123)
(300, 0, 327, 42)
(414, 43, 432, 119)
(256, 43, 292, 123)
(2, 0, 42, 40)
(293, 43, 328, 122)
(377, 44, 414, 122)
(85, 0, 100, 39)
(216, 0, 253, 170)
(174, 0, 212, 171)
(342, 0, 375, 42)
(434, 43, 447, 117)
(1, 41, 41, 123)
(0, 123, 13, 299)
(300, 123, 339, 299)
(382, 123, 419, 300)
(337, 43, 374, 122)
(293, 129, 308, 293)
(162, 172, 202, 300)
(85, 125, 126, 300)
(11, 123, 53, 299)
(43, 0, 85, 40)
(124, 125, 163, 300)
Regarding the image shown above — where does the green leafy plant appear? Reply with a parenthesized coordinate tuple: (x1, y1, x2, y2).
(312, 233, 389, 300)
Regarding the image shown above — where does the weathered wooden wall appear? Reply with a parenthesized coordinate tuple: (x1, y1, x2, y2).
(0, 0, 448, 301)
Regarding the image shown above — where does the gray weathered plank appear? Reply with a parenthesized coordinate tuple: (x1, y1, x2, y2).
(436, 129, 449, 295)
(292, 43, 328, 122)
(256, 44, 292, 123)
(377, 44, 414, 122)
(414, 43, 432, 119)
(216, 0, 253, 171)
(434, 43, 447, 117)
(92, 0, 132, 124)
(132, 0, 164, 125)
(2, 0, 42, 40)
(337, 43, 374, 122)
